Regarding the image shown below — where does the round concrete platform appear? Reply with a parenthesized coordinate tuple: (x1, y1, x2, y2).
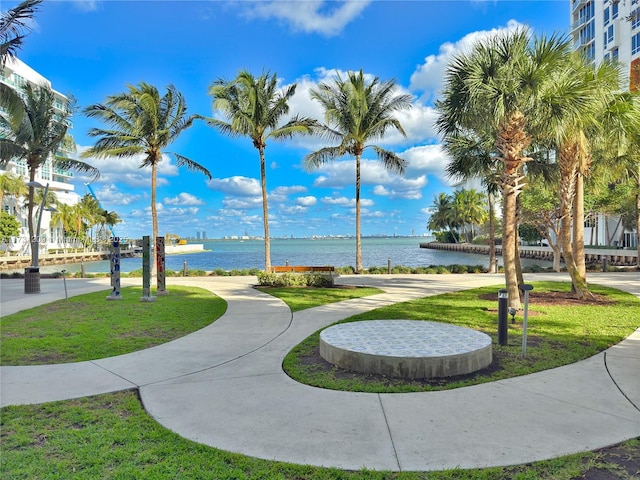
(319, 320, 492, 379)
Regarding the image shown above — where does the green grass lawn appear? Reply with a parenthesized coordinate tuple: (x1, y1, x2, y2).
(1, 281, 639, 478)
(256, 285, 383, 311)
(0, 286, 227, 365)
(1, 390, 637, 479)
(282, 281, 640, 393)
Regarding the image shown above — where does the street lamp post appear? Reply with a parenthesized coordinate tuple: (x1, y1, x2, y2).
(25, 181, 56, 294)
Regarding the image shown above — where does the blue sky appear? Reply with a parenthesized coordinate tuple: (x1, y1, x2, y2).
(9, 0, 570, 240)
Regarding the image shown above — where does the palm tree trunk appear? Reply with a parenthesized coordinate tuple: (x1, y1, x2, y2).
(559, 142, 591, 299)
(502, 181, 521, 309)
(27, 166, 36, 261)
(260, 147, 271, 271)
(355, 155, 363, 273)
(488, 193, 496, 273)
(515, 196, 524, 287)
(635, 167, 640, 269)
(151, 162, 158, 276)
(573, 171, 587, 281)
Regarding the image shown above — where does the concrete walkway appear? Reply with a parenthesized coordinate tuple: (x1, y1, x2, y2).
(1, 273, 639, 472)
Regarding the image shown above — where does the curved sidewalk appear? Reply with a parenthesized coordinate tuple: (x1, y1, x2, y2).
(1, 273, 639, 472)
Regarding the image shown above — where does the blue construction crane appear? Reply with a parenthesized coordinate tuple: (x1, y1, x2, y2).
(85, 183, 117, 237)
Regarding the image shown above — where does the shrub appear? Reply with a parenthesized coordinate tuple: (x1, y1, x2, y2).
(257, 271, 333, 287)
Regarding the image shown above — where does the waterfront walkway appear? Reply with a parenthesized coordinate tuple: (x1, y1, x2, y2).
(1, 273, 639, 472)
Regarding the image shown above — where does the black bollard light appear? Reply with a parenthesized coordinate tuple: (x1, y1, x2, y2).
(498, 289, 508, 346)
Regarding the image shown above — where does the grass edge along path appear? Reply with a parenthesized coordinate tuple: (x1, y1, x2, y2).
(1, 390, 638, 479)
(256, 285, 384, 312)
(281, 281, 640, 393)
(0, 286, 227, 366)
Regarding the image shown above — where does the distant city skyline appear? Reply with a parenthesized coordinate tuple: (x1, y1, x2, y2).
(6, 0, 570, 239)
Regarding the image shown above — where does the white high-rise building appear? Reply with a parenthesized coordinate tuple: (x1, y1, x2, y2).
(570, 0, 640, 89)
(1, 57, 81, 255)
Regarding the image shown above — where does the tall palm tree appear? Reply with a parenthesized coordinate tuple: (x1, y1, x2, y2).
(83, 83, 211, 269)
(436, 29, 570, 309)
(535, 53, 622, 297)
(0, 83, 99, 266)
(208, 70, 316, 271)
(304, 70, 411, 273)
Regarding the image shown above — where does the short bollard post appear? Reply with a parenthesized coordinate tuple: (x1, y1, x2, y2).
(602, 257, 607, 272)
(80, 261, 85, 278)
(520, 284, 534, 358)
(387, 258, 391, 274)
(183, 260, 187, 277)
(498, 289, 508, 346)
(61, 269, 68, 302)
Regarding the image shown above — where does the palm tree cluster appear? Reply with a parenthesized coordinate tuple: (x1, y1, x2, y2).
(427, 189, 488, 244)
(51, 194, 122, 250)
(436, 27, 640, 307)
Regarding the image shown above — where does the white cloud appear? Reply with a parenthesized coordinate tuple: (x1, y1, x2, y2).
(278, 204, 309, 215)
(272, 185, 307, 195)
(221, 196, 263, 210)
(207, 176, 261, 196)
(89, 183, 141, 207)
(401, 144, 459, 186)
(321, 196, 373, 208)
(240, 1, 371, 36)
(371, 175, 428, 200)
(296, 196, 317, 207)
(75, 146, 177, 187)
(409, 20, 525, 102)
(164, 192, 204, 206)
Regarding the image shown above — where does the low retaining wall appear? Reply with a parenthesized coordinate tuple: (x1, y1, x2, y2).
(420, 242, 638, 266)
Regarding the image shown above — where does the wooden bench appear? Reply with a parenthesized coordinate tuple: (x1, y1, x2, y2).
(269, 265, 336, 286)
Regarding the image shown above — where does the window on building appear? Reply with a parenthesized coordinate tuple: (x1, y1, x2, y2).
(612, 1, 619, 19)
(632, 7, 640, 30)
(612, 47, 619, 59)
(633, 32, 640, 55)
(604, 6, 610, 25)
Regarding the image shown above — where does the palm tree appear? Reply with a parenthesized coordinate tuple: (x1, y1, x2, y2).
(436, 29, 570, 309)
(593, 91, 640, 267)
(0, 172, 27, 211)
(0, 83, 99, 267)
(443, 131, 500, 269)
(208, 70, 317, 271)
(51, 202, 79, 251)
(304, 70, 411, 273)
(452, 189, 488, 242)
(83, 82, 211, 269)
(0, 0, 42, 64)
(535, 53, 622, 297)
(1, 0, 42, 128)
(427, 192, 457, 242)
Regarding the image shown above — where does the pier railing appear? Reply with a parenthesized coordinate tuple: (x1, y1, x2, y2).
(0, 249, 140, 271)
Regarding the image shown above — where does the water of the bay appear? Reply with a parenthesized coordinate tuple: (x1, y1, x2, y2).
(34, 237, 551, 274)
